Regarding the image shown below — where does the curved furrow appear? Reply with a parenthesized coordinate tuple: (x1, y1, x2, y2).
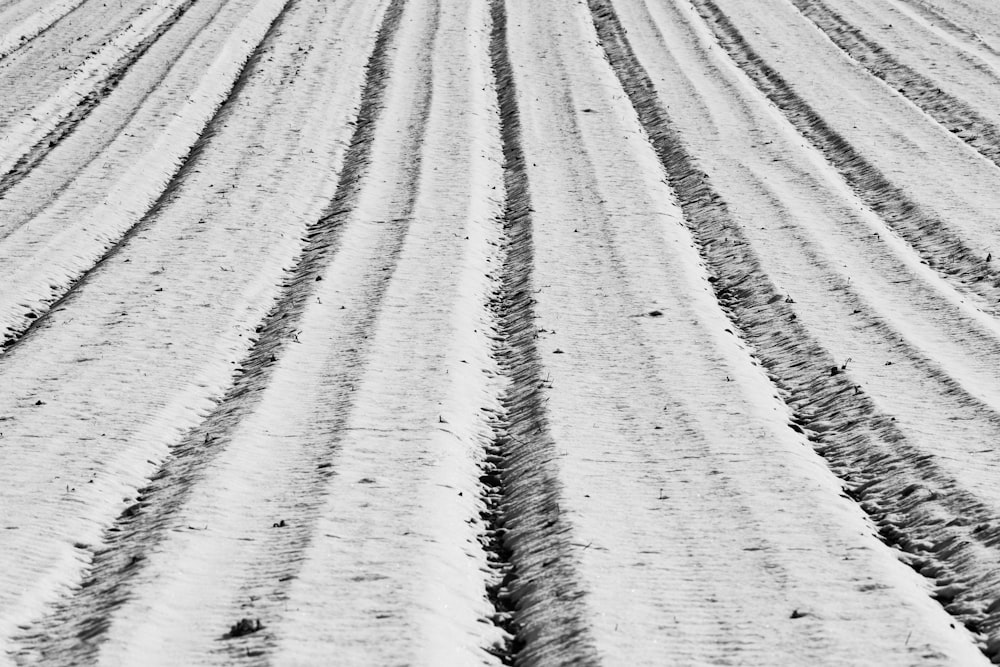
(0, 0, 198, 195)
(0, 0, 86, 62)
(0, 0, 387, 651)
(590, 0, 1000, 657)
(787, 0, 1000, 170)
(894, 0, 1000, 56)
(610, 0, 1000, 464)
(10, 0, 484, 662)
(0, 0, 233, 240)
(487, 1, 599, 663)
(676, 0, 1000, 310)
(0, 0, 289, 352)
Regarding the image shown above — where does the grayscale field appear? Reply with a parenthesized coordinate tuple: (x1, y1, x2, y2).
(2, 0, 1000, 663)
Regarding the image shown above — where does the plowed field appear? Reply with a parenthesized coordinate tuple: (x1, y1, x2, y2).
(3, 0, 1000, 664)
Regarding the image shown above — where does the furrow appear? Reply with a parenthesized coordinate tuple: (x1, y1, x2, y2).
(0, 0, 233, 240)
(680, 0, 1000, 307)
(589, 0, 1000, 657)
(487, 0, 600, 664)
(11, 0, 412, 662)
(0, 0, 86, 62)
(894, 0, 1000, 57)
(0, 0, 289, 352)
(0, 0, 197, 195)
(788, 0, 1000, 170)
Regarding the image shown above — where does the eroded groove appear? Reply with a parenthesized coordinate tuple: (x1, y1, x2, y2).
(486, 1, 599, 664)
(0, 0, 198, 198)
(0, 0, 291, 354)
(683, 0, 1000, 306)
(589, 0, 1000, 658)
(789, 0, 1000, 170)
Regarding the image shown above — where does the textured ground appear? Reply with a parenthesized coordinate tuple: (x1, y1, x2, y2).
(2, 0, 1000, 664)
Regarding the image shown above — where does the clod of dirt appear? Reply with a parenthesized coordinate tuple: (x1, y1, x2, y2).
(790, 609, 808, 619)
(648, 310, 663, 317)
(226, 618, 262, 638)
(553, 348, 565, 354)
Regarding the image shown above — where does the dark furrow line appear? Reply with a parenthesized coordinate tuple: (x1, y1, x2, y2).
(0, 0, 232, 244)
(684, 0, 1000, 306)
(216, 0, 436, 660)
(0, 0, 88, 63)
(487, 1, 600, 665)
(896, 0, 1000, 58)
(0, 0, 289, 354)
(12, 0, 412, 663)
(0, 0, 198, 199)
(789, 0, 1000, 171)
(589, 0, 1000, 658)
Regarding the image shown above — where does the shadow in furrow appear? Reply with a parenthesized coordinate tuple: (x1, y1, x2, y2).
(589, 0, 1000, 658)
(4, 0, 430, 663)
(0, 0, 232, 244)
(0, 0, 292, 354)
(895, 0, 1000, 57)
(485, 1, 600, 665)
(213, 0, 437, 660)
(686, 0, 1000, 307)
(0, 0, 198, 199)
(790, 0, 1000, 174)
(0, 0, 86, 62)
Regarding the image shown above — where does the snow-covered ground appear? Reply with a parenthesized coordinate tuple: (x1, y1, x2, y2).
(2, 0, 1000, 664)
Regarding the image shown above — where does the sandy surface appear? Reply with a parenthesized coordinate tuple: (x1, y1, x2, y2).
(2, 0, 1000, 664)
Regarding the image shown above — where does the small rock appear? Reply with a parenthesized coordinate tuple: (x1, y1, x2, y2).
(227, 618, 262, 638)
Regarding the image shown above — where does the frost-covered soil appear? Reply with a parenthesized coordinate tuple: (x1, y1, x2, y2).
(3, 0, 1000, 664)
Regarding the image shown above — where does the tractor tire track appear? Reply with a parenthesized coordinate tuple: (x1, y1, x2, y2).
(11, 0, 420, 662)
(681, 0, 1000, 309)
(788, 0, 1000, 171)
(486, 1, 599, 664)
(0, 0, 199, 196)
(0, 0, 290, 352)
(589, 0, 1000, 657)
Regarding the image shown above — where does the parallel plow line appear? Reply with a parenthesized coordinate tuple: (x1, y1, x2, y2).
(893, 0, 1000, 59)
(12, 0, 409, 661)
(789, 0, 1000, 173)
(0, 0, 231, 242)
(683, 0, 1000, 307)
(0, 0, 198, 198)
(0, 0, 87, 62)
(589, 0, 1000, 657)
(486, 1, 600, 664)
(0, 0, 286, 353)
